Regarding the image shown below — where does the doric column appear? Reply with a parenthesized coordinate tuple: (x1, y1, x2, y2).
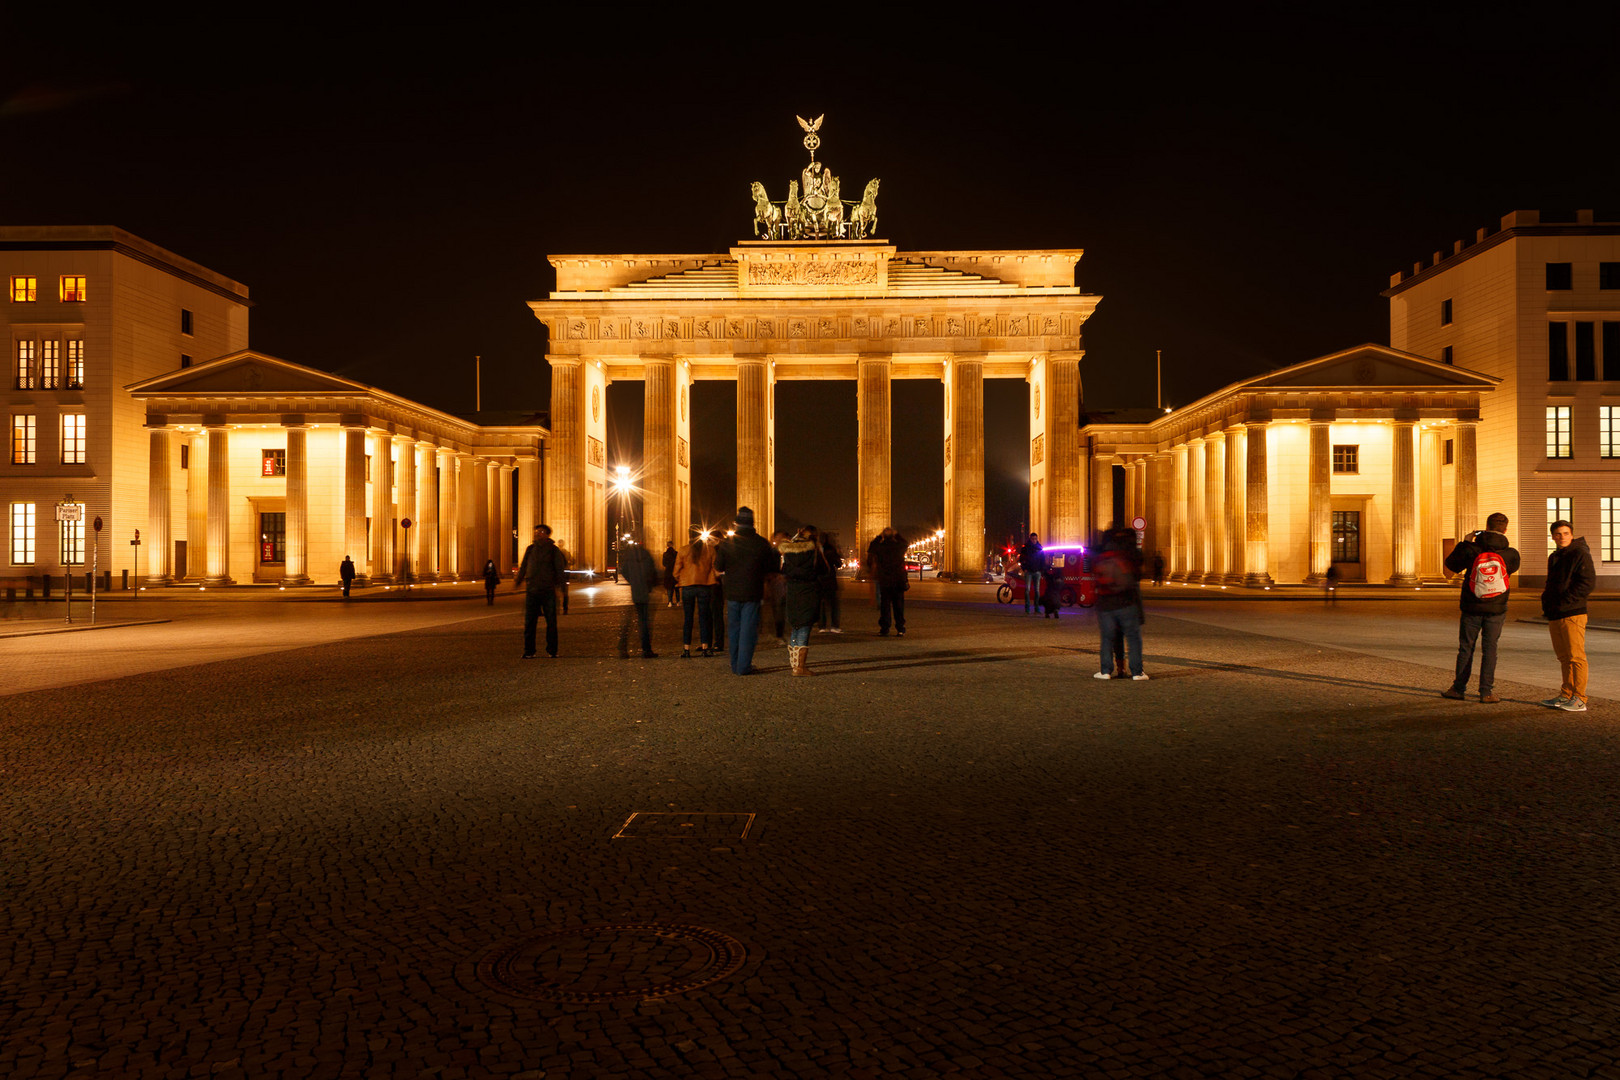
(1076, 442, 1092, 543)
(856, 354, 892, 555)
(1244, 421, 1274, 586)
(1170, 442, 1189, 580)
(343, 425, 368, 584)
(1150, 451, 1172, 569)
(736, 357, 771, 527)
(1223, 426, 1245, 583)
(1048, 352, 1082, 545)
(1454, 421, 1478, 551)
(283, 423, 311, 585)
(202, 423, 233, 585)
(1093, 455, 1113, 538)
(643, 359, 676, 554)
(948, 356, 986, 576)
(470, 456, 489, 575)
(1123, 461, 1138, 524)
(1134, 456, 1148, 535)
(1306, 418, 1332, 584)
(147, 427, 173, 584)
(545, 356, 585, 565)
(185, 433, 207, 581)
(1205, 434, 1226, 581)
(393, 435, 415, 582)
(439, 447, 459, 580)
(370, 432, 394, 584)
(1419, 427, 1443, 579)
(457, 453, 477, 577)
(1388, 418, 1419, 586)
(417, 442, 440, 581)
(516, 450, 539, 556)
(1186, 439, 1205, 581)
(498, 463, 514, 572)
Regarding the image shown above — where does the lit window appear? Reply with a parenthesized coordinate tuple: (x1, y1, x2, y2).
(1332, 444, 1359, 474)
(11, 277, 36, 302)
(1548, 497, 1573, 554)
(61, 414, 86, 464)
(11, 414, 35, 464)
(40, 340, 60, 389)
(259, 512, 286, 564)
(1546, 406, 1572, 459)
(1604, 498, 1620, 562)
(59, 276, 86, 302)
(15, 340, 35, 389)
(1603, 407, 1620, 459)
(60, 507, 85, 565)
(261, 449, 286, 477)
(66, 339, 83, 388)
(10, 502, 35, 565)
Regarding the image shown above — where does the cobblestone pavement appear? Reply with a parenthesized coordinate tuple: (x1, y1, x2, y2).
(2, 593, 1618, 1078)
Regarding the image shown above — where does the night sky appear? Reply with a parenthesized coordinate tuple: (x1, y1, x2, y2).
(5, 10, 1614, 544)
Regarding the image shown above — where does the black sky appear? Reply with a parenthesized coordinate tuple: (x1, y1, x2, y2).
(4, 7, 1615, 542)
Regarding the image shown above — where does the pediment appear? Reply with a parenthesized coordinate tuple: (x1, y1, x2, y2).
(128, 352, 368, 396)
(1245, 345, 1498, 391)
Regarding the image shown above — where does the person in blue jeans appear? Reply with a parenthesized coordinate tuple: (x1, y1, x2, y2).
(1018, 532, 1045, 615)
(713, 506, 780, 675)
(1092, 526, 1148, 681)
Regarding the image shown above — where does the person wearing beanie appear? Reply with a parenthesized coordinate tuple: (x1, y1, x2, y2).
(713, 506, 781, 674)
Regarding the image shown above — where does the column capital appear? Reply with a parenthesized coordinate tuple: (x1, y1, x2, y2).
(279, 415, 308, 428)
(1048, 350, 1084, 363)
(203, 417, 229, 430)
(1243, 418, 1271, 431)
(545, 354, 584, 368)
(1308, 410, 1335, 424)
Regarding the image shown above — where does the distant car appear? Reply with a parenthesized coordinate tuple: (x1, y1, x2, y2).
(905, 559, 923, 578)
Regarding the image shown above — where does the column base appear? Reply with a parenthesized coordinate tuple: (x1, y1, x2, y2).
(1243, 572, 1275, 588)
(281, 575, 312, 586)
(1304, 573, 1328, 586)
(145, 575, 174, 587)
(1386, 573, 1422, 587)
(200, 576, 235, 586)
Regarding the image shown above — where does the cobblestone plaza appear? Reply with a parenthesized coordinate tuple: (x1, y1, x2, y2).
(3, 589, 1618, 1078)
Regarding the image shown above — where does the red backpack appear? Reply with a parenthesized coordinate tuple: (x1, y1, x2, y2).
(1467, 549, 1509, 600)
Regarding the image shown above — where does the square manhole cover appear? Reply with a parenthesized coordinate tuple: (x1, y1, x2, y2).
(613, 813, 755, 840)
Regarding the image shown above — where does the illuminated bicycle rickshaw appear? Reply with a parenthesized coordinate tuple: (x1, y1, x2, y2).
(995, 544, 1096, 608)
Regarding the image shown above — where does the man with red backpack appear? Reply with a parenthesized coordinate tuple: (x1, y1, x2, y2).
(1441, 512, 1520, 703)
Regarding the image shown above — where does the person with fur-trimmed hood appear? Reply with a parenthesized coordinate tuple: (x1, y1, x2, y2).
(778, 525, 830, 675)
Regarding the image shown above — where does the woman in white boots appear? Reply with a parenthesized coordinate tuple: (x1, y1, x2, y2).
(777, 525, 830, 676)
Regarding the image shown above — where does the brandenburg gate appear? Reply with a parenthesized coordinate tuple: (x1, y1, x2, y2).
(528, 118, 1101, 573)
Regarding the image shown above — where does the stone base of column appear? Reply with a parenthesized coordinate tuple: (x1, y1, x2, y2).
(281, 575, 312, 586)
(145, 575, 174, 587)
(370, 573, 395, 586)
(1243, 572, 1275, 588)
(1218, 573, 1246, 586)
(1304, 573, 1328, 586)
(1386, 573, 1422, 587)
(1168, 572, 1190, 583)
(201, 576, 234, 586)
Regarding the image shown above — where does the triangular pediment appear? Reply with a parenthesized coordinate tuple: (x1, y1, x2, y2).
(127, 351, 370, 396)
(1243, 344, 1498, 391)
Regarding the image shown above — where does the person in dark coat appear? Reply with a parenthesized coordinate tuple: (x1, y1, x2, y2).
(713, 506, 780, 675)
(339, 555, 356, 598)
(662, 541, 679, 607)
(514, 524, 568, 659)
(817, 533, 843, 633)
(866, 527, 908, 636)
(1018, 532, 1046, 615)
(482, 558, 500, 605)
(1093, 526, 1146, 679)
(778, 525, 829, 675)
(616, 532, 659, 658)
(1541, 519, 1596, 711)
(1442, 512, 1520, 703)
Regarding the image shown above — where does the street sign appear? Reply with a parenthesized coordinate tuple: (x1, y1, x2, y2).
(1131, 516, 1146, 531)
(56, 503, 83, 523)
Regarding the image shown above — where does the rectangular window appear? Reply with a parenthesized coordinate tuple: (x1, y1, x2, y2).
(1547, 406, 1572, 458)
(1605, 323, 1620, 382)
(11, 414, 35, 464)
(1547, 262, 1573, 290)
(180, 354, 192, 369)
(1550, 322, 1570, 380)
(11, 276, 36, 302)
(1442, 345, 1454, 365)
(1331, 511, 1361, 563)
(40, 340, 60, 388)
(1548, 497, 1573, 554)
(1440, 298, 1453, 325)
(261, 449, 286, 477)
(180, 309, 193, 335)
(365, 453, 372, 482)
(1444, 438, 1454, 465)
(59, 276, 86, 302)
(60, 508, 85, 566)
(180, 443, 189, 469)
(1576, 322, 1596, 380)
(15, 340, 36, 389)
(1603, 407, 1620, 459)
(66, 340, 83, 388)
(61, 414, 86, 464)
(10, 502, 36, 564)
(1604, 497, 1620, 562)
(259, 512, 286, 564)
(1601, 263, 1620, 290)
(1332, 444, 1359, 473)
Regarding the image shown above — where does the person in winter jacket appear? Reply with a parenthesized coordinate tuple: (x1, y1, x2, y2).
(616, 532, 660, 659)
(673, 536, 719, 658)
(1018, 533, 1045, 615)
(514, 524, 568, 658)
(1540, 519, 1596, 711)
(866, 527, 909, 636)
(713, 507, 780, 674)
(1092, 525, 1147, 680)
(1441, 512, 1520, 703)
(778, 525, 829, 675)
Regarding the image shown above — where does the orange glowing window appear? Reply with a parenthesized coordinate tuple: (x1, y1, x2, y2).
(11, 277, 36, 302)
(59, 276, 86, 302)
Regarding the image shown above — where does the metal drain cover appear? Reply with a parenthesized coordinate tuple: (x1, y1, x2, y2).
(473, 923, 747, 1003)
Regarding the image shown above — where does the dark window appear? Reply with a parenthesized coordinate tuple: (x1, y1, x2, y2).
(1547, 263, 1573, 290)
(180, 354, 192, 368)
(1550, 322, 1570, 380)
(180, 309, 194, 335)
(180, 444, 189, 469)
(1331, 511, 1361, 563)
(261, 449, 286, 477)
(259, 512, 286, 564)
(1601, 263, 1620, 289)
(1332, 444, 1359, 473)
(1576, 322, 1596, 380)
(1445, 438, 1454, 465)
(1442, 345, 1454, 365)
(1440, 298, 1453, 325)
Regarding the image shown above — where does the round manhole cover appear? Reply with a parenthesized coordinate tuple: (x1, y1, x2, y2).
(473, 923, 747, 1003)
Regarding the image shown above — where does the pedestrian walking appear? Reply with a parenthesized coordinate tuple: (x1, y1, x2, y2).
(779, 525, 829, 675)
(616, 531, 659, 658)
(339, 555, 356, 598)
(662, 541, 679, 607)
(1323, 564, 1340, 606)
(713, 507, 780, 674)
(866, 526, 909, 636)
(482, 558, 500, 605)
(1541, 518, 1596, 711)
(1093, 525, 1147, 680)
(1151, 551, 1166, 586)
(1441, 512, 1520, 703)
(674, 535, 719, 658)
(557, 545, 573, 614)
(1019, 532, 1046, 615)
(514, 524, 567, 659)
(1040, 562, 1062, 619)
(817, 532, 843, 633)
